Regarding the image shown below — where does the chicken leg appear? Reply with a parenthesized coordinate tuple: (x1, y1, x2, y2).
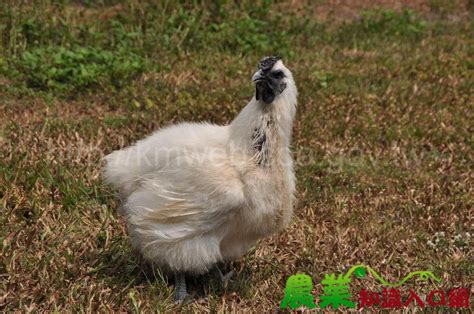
(213, 265, 234, 287)
(174, 272, 188, 303)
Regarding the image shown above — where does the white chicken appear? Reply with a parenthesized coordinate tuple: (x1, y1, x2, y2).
(103, 56, 297, 301)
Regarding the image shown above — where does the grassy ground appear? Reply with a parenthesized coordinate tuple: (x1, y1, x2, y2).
(1, 1, 472, 312)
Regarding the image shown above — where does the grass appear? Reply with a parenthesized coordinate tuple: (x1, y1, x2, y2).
(1, 0, 472, 312)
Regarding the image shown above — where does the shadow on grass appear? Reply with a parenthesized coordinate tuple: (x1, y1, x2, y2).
(86, 241, 254, 303)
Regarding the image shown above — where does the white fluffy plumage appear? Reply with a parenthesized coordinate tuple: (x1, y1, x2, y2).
(103, 57, 297, 276)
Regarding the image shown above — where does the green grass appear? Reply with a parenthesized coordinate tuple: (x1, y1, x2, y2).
(1, 1, 473, 312)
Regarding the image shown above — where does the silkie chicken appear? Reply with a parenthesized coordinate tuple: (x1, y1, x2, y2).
(103, 56, 297, 302)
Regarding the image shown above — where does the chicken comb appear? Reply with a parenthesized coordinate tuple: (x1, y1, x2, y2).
(258, 56, 281, 72)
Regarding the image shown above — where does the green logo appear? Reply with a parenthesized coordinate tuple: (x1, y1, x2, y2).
(280, 274, 316, 309)
(280, 264, 443, 310)
(319, 273, 354, 309)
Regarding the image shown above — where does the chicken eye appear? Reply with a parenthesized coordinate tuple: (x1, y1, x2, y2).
(270, 71, 285, 79)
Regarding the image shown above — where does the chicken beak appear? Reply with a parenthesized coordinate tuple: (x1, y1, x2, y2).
(253, 71, 267, 102)
(252, 71, 266, 83)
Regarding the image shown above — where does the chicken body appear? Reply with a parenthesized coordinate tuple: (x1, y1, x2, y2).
(103, 57, 297, 277)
